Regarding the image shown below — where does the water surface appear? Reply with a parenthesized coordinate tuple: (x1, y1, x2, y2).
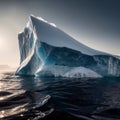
(0, 72, 120, 120)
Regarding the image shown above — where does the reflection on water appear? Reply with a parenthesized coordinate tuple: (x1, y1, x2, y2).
(0, 72, 120, 120)
(0, 73, 53, 120)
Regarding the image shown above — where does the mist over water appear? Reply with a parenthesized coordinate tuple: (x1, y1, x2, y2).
(0, 72, 120, 120)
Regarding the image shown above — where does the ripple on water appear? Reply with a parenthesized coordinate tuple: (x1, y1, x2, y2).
(1, 73, 120, 120)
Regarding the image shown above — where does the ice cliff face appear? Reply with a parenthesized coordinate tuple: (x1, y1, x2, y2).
(16, 15, 120, 77)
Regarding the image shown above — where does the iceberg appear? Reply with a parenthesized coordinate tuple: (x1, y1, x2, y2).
(63, 67, 102, 78)
(36, 65, 102, 78)
(16, 15, 120, 77)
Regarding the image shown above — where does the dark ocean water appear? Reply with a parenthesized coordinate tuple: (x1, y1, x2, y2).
(0, 72, 120, 120)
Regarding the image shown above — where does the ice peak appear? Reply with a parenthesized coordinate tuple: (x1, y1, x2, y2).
(29, 15, 57, 27)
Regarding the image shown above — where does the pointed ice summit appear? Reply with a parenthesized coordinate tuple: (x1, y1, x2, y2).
(16, 15, 120, 78)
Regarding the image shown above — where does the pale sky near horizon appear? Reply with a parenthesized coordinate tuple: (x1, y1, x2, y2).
(0, 0, 120, 67)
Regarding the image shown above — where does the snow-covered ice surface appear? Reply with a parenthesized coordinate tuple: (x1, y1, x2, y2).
(16, 15, 120, 77)
(29, 15, 107, 55)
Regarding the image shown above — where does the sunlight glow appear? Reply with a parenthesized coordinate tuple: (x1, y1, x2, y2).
(0, 36, 6, 51)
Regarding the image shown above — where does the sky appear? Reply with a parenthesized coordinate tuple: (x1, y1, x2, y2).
(0, 0, 120, 67)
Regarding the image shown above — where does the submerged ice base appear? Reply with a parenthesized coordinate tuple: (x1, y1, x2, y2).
(16, 15, 120, 78)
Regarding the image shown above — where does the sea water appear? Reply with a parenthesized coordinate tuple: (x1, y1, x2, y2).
(0, 72, 120, 120)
